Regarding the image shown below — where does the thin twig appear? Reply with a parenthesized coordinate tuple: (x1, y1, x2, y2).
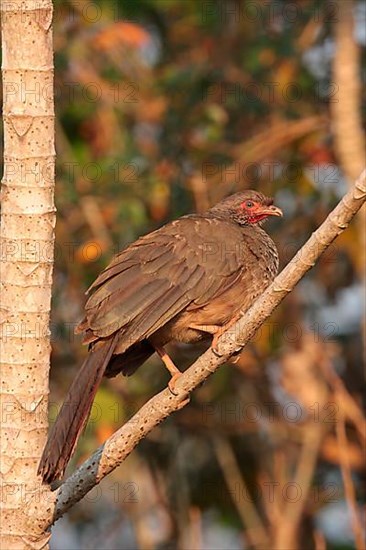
(273, 417, 325, 548)
(209, 116, 326, 203)
(313, 529, 327, 550)
(187, 507, 202, 550)
(212, 435, 270, 549)
(321, 362, 366, 445)
(335, 402, 364, 550)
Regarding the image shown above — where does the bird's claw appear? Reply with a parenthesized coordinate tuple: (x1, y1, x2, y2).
(211, 343, 224, 357)
(168, 372, 182, 396)
(168, 373, 190, 408)
(211, 329, 227, 356)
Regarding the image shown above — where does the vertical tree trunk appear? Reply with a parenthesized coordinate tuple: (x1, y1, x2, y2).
(0, 1, 55, 547)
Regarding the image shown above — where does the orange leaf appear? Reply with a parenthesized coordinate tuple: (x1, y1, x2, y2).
(95, 21, 150, 50)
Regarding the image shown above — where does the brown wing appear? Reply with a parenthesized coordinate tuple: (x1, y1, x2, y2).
(78, 216, 247, 353)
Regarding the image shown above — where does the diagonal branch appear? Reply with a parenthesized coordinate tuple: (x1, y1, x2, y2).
(46, 169, 366, 526)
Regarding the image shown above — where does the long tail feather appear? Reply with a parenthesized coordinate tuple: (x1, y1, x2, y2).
(38, 335, 118, 483)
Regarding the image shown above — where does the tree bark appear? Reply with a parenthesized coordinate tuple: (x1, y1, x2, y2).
(0, 1, 55, 548)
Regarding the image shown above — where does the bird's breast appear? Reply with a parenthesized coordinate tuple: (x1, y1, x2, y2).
(154, 257, 277, 346)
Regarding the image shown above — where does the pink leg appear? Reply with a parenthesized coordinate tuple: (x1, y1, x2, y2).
(154, 345, 183, 395)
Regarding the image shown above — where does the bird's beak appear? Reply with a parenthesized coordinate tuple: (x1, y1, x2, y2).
(261, 205, 283, 218)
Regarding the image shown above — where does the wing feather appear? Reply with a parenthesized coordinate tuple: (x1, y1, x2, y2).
(88, 279, 172, 335)
(80, 216, 247, 349)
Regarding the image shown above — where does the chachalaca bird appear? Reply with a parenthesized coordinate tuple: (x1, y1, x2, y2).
(38, 190, 282, 482)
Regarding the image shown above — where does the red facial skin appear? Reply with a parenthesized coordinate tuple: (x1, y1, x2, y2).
(240, 199, 283, 224)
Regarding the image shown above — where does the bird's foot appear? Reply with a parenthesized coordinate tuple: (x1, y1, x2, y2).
(168, 373, 190, 408)
(154, 345, 188, 398)
(211, 314, 241, 355)
(168, 371, 182, 395)
(211, 328, 226, 355)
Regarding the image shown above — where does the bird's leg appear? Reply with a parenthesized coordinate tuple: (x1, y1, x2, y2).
(154, 345, 184, 396)
(211, 313, 241, 354)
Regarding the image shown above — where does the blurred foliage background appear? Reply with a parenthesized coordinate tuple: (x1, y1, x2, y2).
(8, 0, 366, 548)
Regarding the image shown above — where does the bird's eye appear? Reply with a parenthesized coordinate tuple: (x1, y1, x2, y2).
(245, 200, 254, 208)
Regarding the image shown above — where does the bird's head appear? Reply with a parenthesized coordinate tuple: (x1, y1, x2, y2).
(209, 190, 283, 226)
